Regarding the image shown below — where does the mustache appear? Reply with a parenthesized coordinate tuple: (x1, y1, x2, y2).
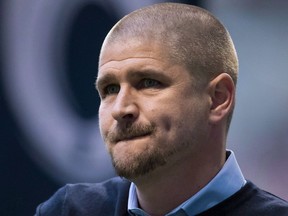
(105, 123, 156, 143)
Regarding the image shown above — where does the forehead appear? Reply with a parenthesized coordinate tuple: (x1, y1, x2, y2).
(99, 38, 168, 67)
(97, 39, 175, 83)
(96, 39, 193, 89)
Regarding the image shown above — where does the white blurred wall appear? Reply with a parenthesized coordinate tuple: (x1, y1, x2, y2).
(206, 0, 288, 199)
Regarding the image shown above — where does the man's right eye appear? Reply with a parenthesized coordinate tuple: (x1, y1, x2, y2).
(104, 84, 120, 95)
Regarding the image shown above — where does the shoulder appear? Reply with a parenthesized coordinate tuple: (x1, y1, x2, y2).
(64, 176, 131, 199)
(245, 181, 288, 214)
(199, 181, 288, 216)
(35, 177, 131, 216)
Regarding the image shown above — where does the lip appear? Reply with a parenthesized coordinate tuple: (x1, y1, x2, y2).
(116, 133, 151, 143)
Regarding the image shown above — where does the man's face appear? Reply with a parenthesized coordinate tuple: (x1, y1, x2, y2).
(96, 39, 211, 180)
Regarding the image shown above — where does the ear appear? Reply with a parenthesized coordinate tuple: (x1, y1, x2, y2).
(208, 73, 235, 124)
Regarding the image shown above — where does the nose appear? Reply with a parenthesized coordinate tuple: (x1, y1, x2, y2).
(111, 87, 139, 123)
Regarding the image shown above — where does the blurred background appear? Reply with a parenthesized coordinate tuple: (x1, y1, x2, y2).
(1, 0, 287, 215)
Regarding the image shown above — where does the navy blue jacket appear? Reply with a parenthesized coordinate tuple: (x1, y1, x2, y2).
(35, 177, 288, 216)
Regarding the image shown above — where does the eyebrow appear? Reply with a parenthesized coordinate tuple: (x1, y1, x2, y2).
(95, 73, 117, 91)
(95, 68, 170, 90)
(128, 69, 166, 79)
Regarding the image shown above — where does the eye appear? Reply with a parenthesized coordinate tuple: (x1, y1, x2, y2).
(140, 79, 161, 88)
(104, 84, 120, 95)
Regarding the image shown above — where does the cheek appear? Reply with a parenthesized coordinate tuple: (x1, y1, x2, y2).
(148, 97, 185, 130)
(157, 99, 203, 133)
(153, 106, 180, 133)
(98, 105, 110, 135)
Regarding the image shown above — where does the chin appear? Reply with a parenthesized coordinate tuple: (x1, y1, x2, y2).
(111, 149, 168, 180)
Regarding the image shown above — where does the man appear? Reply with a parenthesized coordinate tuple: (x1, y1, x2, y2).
(35, 3, 288, 216)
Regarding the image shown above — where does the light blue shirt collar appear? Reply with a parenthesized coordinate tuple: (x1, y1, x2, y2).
(128, 150, 246, 216)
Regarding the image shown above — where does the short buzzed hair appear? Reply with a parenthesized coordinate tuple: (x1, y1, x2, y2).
(100, 3, 238, 129)
(102, 3, 238, 87)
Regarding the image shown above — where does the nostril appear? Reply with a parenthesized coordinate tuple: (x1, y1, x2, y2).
(123, 113, 134, 119)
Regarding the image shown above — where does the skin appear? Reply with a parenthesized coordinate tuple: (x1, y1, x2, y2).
(96, 39, 235, 215)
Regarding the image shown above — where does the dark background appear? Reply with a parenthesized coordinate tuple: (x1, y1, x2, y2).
(1, 1, 200, 215)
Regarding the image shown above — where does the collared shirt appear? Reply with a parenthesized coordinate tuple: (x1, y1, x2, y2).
(128, 150, 246, 216)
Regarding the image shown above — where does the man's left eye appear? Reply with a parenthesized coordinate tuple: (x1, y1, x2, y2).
(141, 79, 161, 88)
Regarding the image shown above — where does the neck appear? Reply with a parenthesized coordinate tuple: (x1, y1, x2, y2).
(131, 146, 226, 215)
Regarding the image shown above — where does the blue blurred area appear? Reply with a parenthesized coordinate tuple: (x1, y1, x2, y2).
(0, 94, 59, 215)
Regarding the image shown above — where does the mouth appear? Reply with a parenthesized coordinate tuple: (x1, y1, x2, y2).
(106, 123, 156, 145)
(115, 132, 151, 143)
